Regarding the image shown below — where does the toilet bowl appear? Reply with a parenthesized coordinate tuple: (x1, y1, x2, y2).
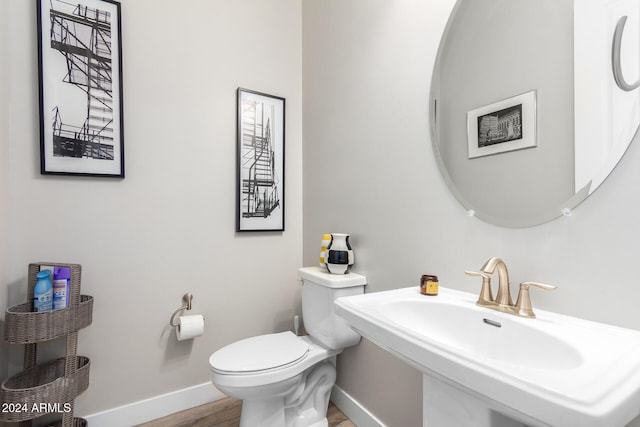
(210, 333, 339, 427)
(209, 266, 367, 427)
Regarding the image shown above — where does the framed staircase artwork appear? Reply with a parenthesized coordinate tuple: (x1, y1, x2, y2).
(236, 88, 285, 232)
(37, 0, 125, 178)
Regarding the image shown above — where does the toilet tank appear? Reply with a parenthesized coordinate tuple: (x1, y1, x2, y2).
(299, 266, 367, 350)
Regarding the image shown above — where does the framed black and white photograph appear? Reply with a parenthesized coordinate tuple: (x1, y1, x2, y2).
(236, 88, 285, 232)
(467, 90, 536, 159)
(37, 0, 124, 177)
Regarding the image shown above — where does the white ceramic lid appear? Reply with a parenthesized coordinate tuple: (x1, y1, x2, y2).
(298, 266, 367, 288)
(209, 331, 309, 373)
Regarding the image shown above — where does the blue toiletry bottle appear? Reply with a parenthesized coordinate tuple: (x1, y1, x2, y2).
(34, 269, 53, 312)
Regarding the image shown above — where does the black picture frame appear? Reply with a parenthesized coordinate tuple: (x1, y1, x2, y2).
(37, 0, 125, 178)
(236, 88, 285, 232)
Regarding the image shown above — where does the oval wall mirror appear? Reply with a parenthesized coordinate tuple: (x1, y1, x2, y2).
(430, 0, 640, 227)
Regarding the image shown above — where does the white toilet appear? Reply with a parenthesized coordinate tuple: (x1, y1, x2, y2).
(209, 266, 367, 427)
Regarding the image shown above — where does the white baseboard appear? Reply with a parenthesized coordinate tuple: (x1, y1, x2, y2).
(331, 385, 386, 427)
(83, 382, 225, 427)
(83, 382, 380, 427)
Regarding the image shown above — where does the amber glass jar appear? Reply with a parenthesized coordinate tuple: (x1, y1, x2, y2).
(420, 274, 439, 296)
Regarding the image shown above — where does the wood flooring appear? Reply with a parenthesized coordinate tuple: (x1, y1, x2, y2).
(135, 397, 356, 427)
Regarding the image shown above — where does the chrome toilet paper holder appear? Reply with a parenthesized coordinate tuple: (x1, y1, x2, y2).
(169, 292, 193, 327)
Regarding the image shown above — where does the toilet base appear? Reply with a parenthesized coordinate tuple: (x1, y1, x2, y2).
(236, 361, 336, 427)
(240, 397, 287, 427)
(239, 400, 329, 427)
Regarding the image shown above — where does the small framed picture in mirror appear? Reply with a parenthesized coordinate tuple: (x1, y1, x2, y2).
(467, 90, 536, 159)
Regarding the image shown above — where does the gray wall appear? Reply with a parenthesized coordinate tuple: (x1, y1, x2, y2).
(1, 0, 303, 417)
(303, 0, 640, 426)
(0, 0, 10, 387)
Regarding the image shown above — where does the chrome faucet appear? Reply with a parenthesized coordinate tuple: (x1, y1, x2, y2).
(465, 257, 557, 318)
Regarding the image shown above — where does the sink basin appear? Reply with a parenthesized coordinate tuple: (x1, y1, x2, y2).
(335, 286, 640, 426)
(380, 298, 582, 371)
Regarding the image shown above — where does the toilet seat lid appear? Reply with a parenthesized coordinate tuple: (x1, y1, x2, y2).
(210, 331, 309, 373)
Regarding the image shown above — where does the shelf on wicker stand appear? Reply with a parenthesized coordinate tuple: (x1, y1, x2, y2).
(1, 263, 92, 427)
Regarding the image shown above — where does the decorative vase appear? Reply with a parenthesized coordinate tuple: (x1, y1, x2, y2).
(325, 233, 355, 274)
(319, 234, 332, 268)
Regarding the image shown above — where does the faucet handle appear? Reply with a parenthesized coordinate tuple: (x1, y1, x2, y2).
(464, 270, 494, 305)
(515, 281, 557, 318)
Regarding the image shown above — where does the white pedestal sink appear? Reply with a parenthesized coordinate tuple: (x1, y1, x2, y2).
(335, 286, 640, 427)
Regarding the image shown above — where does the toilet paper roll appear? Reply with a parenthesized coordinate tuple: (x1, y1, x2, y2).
(176, 314, 204, 341)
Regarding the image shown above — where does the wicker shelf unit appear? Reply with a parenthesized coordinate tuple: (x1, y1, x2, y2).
(1, 263, 93, 427)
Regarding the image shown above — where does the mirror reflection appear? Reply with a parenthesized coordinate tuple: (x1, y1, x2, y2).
(430, 0, 640, 227)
